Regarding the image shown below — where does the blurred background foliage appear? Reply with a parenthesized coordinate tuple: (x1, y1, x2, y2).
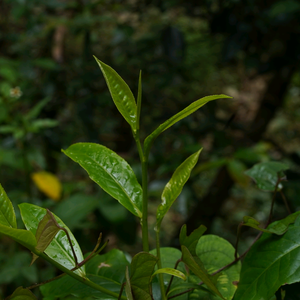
(1, 0, 300, 298)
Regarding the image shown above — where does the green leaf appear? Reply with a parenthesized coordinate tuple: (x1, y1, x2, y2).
(8, 287, 37, 300)
(24, 97, 50, 121)
(19, 203, 85, 277)
(152, 268, 186, 281)
(125, 266, 134, 300)
(31, 210, 61, 265)
(245, 162, 289, 191)
(136, 70, 142, 131)
(156, 150, 202, 227)
(167, 283, 213, 297)
(195, 235, 241, 300)
(227, 159, 249, 187)
(30, 119, 58, 131)
(181, 245, 224, 299)
(63, 143, 142, 218)
(144, 95, 232, 156)
(0, 223, 36, 250)
(0, 184, 17, 228)
(180, 224, 207, 257)
(234, 215, 300, 300)
(130, 252, 158, 300)
(94, 57, 137, 133)
(242, 211, 300, 235)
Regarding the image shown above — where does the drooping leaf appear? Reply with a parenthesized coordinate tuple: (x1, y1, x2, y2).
(8, 287, 37, 300)
(156, 150, 202, 227)
(179, 224, 207, 257)
(181, 245, 224, 299)
(0, 184, 17, 228)
(31, 210, 61, 265)
(63, 143, 142, 218)
(94, 57, 137, 133)
(245, 161, 289, 191)
(130, 252, 158, 300)
(19, 203, 85, 276)
(234, 215, 300, 300)
(227, 159, 249, 187)
(31, 171, 62, 201)
(152, 268, 186, 281)
(125, 266, 134, 300)
(242, 211, 300, 235)
(144, 95, 232, 156)
(195, 235, 241, 300)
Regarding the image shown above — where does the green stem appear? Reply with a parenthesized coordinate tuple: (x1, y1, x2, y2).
(156, 225, 167, 300)
(32, 249, 126, 300)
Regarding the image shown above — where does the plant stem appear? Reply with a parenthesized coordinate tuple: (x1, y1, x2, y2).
(234, 222, 243, 260)
(156, 225, 167, 300)
(166, 259, 181, 295)
(267, 177, 281, 226)
(280, 190, 291, 214)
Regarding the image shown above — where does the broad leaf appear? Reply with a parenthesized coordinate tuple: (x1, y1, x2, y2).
(234, 215, 300, 300)
(130, 252, 158, 300)
(0, 184, 17, 228)
(94, 57, 137, 133)
(125, 266, 134, 300)
(63, 143, 142, 218)
(181, 245, 224, 299)
(156, 150, 202, 227)
(152, 268, 186, 281)
(144, 95, 232, 156)
(195, 235, 241, 300)
(31, 210, 61, 265)
(0, 223, 36, 250)
(19, 203, 85, 276)
(245, 161, 289, 191)
(180, 224, 207, 257)
(242, 211, 300, 235)
(8, 287, 37, 300)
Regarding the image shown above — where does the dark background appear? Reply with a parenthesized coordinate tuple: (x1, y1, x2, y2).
(1, 0, 300, 298)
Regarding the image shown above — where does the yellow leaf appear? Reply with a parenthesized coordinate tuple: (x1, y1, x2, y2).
(31, 171, 62, 201)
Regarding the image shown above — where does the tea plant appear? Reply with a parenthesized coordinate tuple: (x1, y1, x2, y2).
(1, 58, 299, 300)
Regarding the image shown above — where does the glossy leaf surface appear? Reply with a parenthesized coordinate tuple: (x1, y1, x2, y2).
(156, 150, 202, 226)
(31, 210, 60, 265)
(0, 184, 17, 228)
(8, 287, 37, 300)
(63, 143, 142, 218)
(234, 216, 300, 300)
(19, 203, 85, 276)
(94, 57, 137, 133)
(245, 162, 289, 191)
(144, 95, 232, 155)
(181, 245, 224, 299)
(152, 268, 186, 281)
(130, 252, 158, 300)
(195, 235, 241, 300)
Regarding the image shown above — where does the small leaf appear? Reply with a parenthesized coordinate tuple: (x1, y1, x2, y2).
(144, 95, 232, 156)
(125, 266, 134, 300)
(0, 184, 17, 228)
(181, 245, 224, 299)
(8, 287, 37, 300)
(31, 171, 62, 201)
(30, 118, 58, 130)
(152, 268, 186, 281)
(156, 150, 202, 227)
(63, 143, 142, 218)
(234, 215, 300, 300)
(180, 224, 207, 257)
(31, 210, 61, 265)
(130, 252, 158, 300)
(227, 159, 249, 187)
(24, 97, 50, 121)
(94, 57, 137, 133)
(245, 161, 289, 191)
(19, 203, 85, 276)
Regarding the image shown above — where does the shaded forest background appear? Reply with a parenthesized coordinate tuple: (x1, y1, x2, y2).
(1, 0, 300, 298)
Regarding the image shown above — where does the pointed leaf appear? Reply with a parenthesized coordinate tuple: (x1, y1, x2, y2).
(152, 268, 186, 281)
(242, 211, 300, 235)
(94, 57, 137, 133)
(24, 97, 50, 121)
(136, 70, 142, 131)
(0, 184, 17, 228)
(130, 252, 158, 300)
(8, 287, 37, 300)
(144, 95, 232, 156)
(181, 245, 224, 299)
(195, 235, 241, 300)
(245, 161, 289, 191)
(179, 224, 207, 257)
(156, 149, 202, 226)
(63, 143, 142, 218)
(0, 223, 36, 250)
(234, 215, 300, 300)
(125, 266, 134, 300)
(19, 203, 85, 276)
(31, 210, 61, 265)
